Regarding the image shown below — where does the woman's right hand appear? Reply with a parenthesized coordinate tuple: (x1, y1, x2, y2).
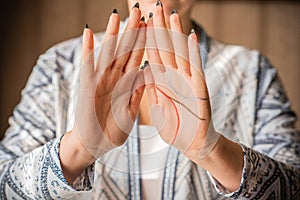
(60, 7, 146, 184)
(75, 7, 146, 158)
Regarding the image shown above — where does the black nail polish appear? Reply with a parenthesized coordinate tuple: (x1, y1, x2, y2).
(133, 2, 140, 9)
(141, 60, 149, 69)
(113, 8, 118, 14)
(171, 9, 177, 14)
(84, 24, 89, 29)
(144, 60, 149, 68)
(149, 12, 153, 18)
(141, 16, 145, 21)
(156, 0, 162, 7)
(191, 29, 195, 34)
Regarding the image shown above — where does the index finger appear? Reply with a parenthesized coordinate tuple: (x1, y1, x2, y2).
(96, 10, 120, 74)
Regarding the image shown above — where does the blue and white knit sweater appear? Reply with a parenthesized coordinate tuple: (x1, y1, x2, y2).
(0, 22, 299, 199)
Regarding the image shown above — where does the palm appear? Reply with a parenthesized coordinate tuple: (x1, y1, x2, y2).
(145, 62, 211, 153)
(144, 9, 214, 154)
(73, 8, 145, 158)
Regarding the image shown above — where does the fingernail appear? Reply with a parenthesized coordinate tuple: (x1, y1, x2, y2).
(141, 60, 149, 69)
(84, 24, 89, 29)
(156, 0, 162, 7)
(171, 9, 177, 14)
(149, 12, 153, 18)
(191, 29, 195, 34)
(141, 16, 145, 21)
(133, 2, 140, 9)
(112, 8, 118, 14)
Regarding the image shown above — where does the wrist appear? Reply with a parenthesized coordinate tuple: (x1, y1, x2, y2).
(186, 135, 244, 192)
(198, 121, 220, 159)
(59, 131, 95, 184)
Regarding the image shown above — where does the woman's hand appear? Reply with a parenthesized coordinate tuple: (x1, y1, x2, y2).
(60, 7, 146, 184)
(144, 4, 219, 158)
(144, 4, 243, 192)
(75, 8, 146, 158)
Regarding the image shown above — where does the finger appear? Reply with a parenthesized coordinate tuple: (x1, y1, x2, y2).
(113, 6, 142, 71)
(188, 32, 209, 101)
(129, 70, 145, 119)
(143, 61, 158, 105)
(96, 10, 120, 74)
(81, 25, 94, 79)
(124, 20, 146, 73)
(188, 30, 205, 78)
(146, 14, 165, 72)
(170, 11, 190, 75)
(153, 4, 177, 69)
(103, 9, 120, 41)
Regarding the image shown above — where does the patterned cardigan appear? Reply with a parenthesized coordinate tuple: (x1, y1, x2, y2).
(0, 22, 299, 199)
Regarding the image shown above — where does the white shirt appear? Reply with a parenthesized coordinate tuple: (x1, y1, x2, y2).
(139, 125, 169, 200)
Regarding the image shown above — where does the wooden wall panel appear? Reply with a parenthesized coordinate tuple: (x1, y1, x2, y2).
(191, 2, 219, 39)
(262, 2, 300, 128)
(38, 0, 85, 49)
(217, 1, 264, 50)
(84, 0, 128, 33)
(1, 1, 299, 139)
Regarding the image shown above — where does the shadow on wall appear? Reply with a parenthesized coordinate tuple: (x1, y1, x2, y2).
(0, 1, 299, 139)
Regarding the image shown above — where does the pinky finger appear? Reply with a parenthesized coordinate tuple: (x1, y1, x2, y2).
(81, 25, 95, 79)
(188, 31, 204, 78)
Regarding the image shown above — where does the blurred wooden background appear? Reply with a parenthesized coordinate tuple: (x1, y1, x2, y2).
(0, 1, 299, 139)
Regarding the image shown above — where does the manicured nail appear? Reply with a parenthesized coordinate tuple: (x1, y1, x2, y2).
(133, 2, 140, 9)
(156, 0, 162, 7)
(141, 16, 145, 21)
(191, 29, 195, 34)
(84, 24, 89, 29)
(112, 8, 118, 14)
(149, 12, 153, 18)
(171, 9, 177, 14)
(141, 60, 149, 69)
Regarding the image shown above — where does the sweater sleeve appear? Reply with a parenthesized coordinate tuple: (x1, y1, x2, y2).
(0, 38, 93, 199)
(211, 56, 300, 199)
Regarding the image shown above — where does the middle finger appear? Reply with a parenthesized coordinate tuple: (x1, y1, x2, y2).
(153, 2, 177, 70)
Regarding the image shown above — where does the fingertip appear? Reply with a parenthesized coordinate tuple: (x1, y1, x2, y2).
(109, 12, 120, 26)
(171, 9, 178, 15)
(131, 3, 142, 18)
(106, 13, 120, 37)
(143, 63, 152, 83)
(139, 19, 146, 28)
(132, 2, 140, 9)
(169, 13, 183, 33)
(142, 60, 149, 69)
(189, 29, 198, 41)
(127, 4, 142, 29)
(149, 12, 153, 19)
(83, 27, 94, 49)
(147, 16, 153, 27)
(153, 0, 165, 22)
(81, 25, 95, 76)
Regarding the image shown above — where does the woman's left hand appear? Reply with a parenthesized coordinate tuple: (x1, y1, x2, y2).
(144, 4, 220, 158)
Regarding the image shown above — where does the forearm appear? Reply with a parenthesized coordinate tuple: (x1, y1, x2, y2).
(185, 135, 244, 192)
(59, 131, 96, 184)
(0, 137, 79, 199)
(187, 135, 300, 198)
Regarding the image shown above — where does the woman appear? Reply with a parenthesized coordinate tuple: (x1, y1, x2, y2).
(0, 0, 299, 199)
